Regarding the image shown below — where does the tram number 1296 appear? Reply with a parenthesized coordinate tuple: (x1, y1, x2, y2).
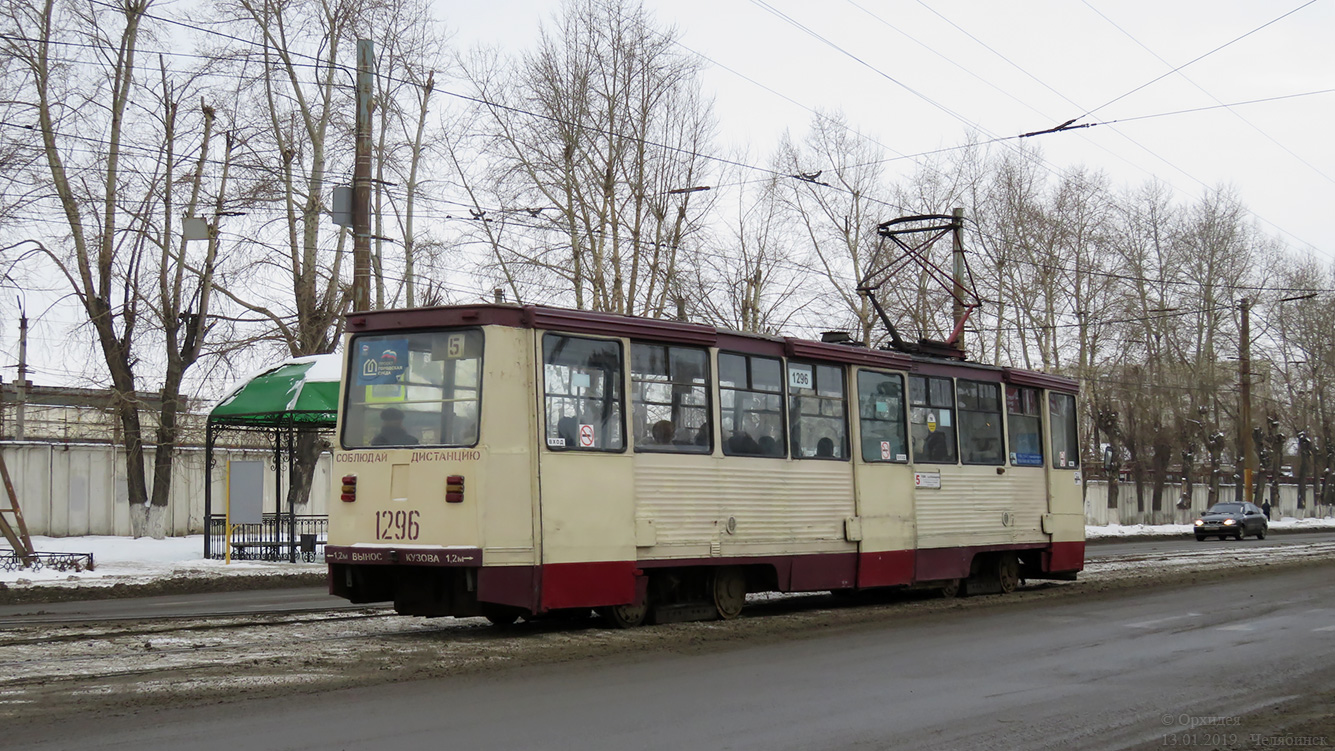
(375, 510, 421, 540)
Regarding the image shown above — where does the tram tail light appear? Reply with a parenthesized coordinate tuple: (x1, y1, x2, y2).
(446, 475, 465, 503)
(341, 474, 357, 503)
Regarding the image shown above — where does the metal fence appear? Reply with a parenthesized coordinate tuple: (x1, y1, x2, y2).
(205, 514, 328, 563)
(0, 550, 95, 572)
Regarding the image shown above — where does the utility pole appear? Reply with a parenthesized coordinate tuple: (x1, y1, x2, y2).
(15, 307, 27, 442)
(352, 38, 374, 312)
(1238, 298, 1253, 503)
(951, 207, 966, 353)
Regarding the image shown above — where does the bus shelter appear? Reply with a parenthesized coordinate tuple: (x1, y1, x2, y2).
(204, 355, 341, 562)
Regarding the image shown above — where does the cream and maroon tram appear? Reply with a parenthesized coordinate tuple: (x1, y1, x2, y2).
(325, 304, 1084, 626)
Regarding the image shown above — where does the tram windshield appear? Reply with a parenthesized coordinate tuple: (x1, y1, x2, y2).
(342, 329, 483, 448)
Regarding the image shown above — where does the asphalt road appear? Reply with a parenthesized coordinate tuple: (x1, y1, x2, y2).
(11, 561, 1335, 751)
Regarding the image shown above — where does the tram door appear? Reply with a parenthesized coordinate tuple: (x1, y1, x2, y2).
(1004, 384, 1049, 544)
(1041, 391, 1086, 568)
(850, 368, 917, 588)
(534, 331, 637, 609)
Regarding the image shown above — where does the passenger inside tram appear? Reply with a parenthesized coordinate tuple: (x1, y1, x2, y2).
(652, 420, 675, 445)
(371, 407, 419, 446)
(816, 436, 835, 457)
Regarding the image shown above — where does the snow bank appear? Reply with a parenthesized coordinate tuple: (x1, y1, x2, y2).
(1087, 515, 1335, 539)
(1, 535, 320, 587)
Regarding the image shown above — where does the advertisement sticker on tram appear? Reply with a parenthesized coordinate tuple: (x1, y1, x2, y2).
(357, 339, 409, 385)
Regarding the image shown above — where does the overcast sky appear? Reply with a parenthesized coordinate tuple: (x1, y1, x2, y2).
(445, 0, 1334, 263)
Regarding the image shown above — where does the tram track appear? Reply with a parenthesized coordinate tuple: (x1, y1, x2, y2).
(0, 604, 392, 630)
(0, 609, 398, 652)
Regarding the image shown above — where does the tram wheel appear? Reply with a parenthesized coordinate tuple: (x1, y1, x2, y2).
(712, 566, 747, 619)
(996, 553, 1020, 595)
(939, 579, 961, 598)
(598, 602, 649, 629)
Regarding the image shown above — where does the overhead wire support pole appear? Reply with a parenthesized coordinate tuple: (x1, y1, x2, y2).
(950, 208, 966, 353)
(1238, 298, 1253, 504)
(15, 303, 27, 442)
(352, 38, 374, 313)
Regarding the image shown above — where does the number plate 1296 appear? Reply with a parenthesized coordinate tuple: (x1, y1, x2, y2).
(376, 510, 420, 540)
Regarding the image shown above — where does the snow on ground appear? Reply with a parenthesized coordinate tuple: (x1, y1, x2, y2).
(1, 535, 321, 587)
(1086, 515, 1335, 539)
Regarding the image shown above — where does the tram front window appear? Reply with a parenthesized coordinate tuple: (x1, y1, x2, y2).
(342, 330, 483, 448)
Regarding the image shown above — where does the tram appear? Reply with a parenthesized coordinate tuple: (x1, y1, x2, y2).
(325, 304, 1084, 626)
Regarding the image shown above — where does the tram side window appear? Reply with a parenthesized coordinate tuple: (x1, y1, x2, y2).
(631, 343, 710, 453)
(789, 362, 848, 459)
(909, 375, 957, 463)
(857, 370, 908, 463)
(1050, 392, 1080, 469)
(1006, 386, 1044, 467)
(343, 329, 482, 448)
(543, 334, 624, 452)
(718, 352, 785, 457)
(957, 380, 1004, 465)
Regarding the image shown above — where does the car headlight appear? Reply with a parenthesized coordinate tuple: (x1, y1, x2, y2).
(1223, 518, 1236, 525)
(1194, 519, 1204, 526)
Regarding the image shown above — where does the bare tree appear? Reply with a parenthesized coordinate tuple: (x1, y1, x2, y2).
(779, 112, 892, 345)
(692, 169, 805, 334)
(368, 0, 449, 308)
(1, 0, 229, 536)
(208, 0, 377, 509)
(1272, 257, 1335, 510)
(458, 0, 716, 315)
(143, 71, 233, 535)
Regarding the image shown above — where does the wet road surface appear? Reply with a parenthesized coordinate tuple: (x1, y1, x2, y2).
(12, 561, 1334, 751)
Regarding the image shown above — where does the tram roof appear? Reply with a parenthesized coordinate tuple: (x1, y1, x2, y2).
(346, 304, 1078, 393)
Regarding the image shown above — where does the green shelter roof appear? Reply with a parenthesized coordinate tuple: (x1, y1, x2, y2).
(208, 354, 342, 428)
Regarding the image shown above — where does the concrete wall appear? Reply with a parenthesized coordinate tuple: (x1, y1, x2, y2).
(3, 443, 333, 537)
(1082, 481, 1332, 526)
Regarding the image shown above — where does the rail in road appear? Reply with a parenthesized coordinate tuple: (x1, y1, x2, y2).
(0, 587, 377, 627)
